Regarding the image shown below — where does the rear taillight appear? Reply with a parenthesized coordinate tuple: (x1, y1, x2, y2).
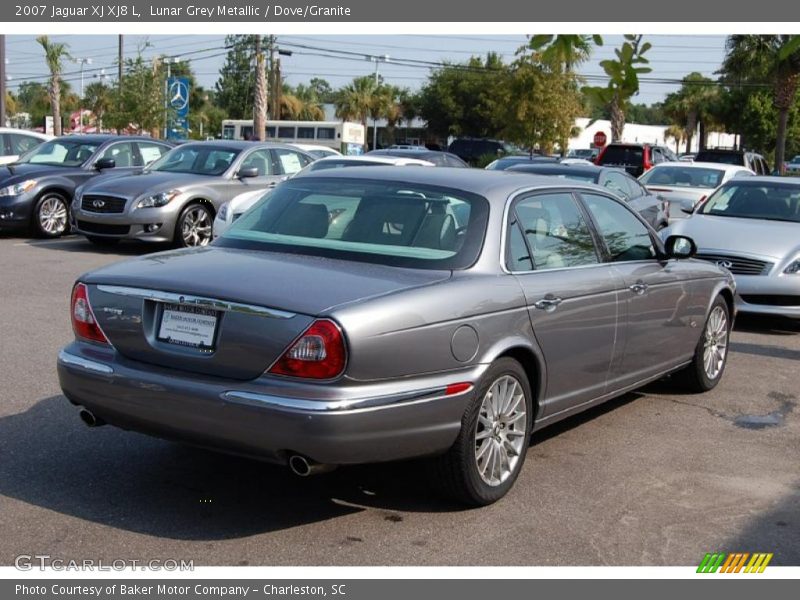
(594, 147, 607, 165)
(70, 282, 109, 344)
(643, 148, 653, 171)
(269, 319, 346, 380)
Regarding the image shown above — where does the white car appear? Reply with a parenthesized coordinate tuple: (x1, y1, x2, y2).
(639, 161, 754, 219)
(213, 155, 435, 238)
(0, 128, 52, 165)
(288, 143, 341, 159)
(785, 155, 800, 175)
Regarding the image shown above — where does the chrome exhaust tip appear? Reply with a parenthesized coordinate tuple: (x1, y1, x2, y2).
(288, 454, 336, 477)
(78, 408, 105, 428)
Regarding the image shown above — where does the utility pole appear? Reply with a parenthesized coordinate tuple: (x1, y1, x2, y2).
(117, 35, 123, 133)
(253, 36, 267, 141)
(0, 35, 6, 128)
(367, 54, 389, 151)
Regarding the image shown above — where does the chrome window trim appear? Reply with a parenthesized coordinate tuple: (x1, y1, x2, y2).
(96, 285, 296, 319)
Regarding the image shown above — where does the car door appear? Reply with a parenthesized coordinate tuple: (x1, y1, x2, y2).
(578, 192, 703, 388)
(214, 148, 278, 204)
(508, 190, 622, 417)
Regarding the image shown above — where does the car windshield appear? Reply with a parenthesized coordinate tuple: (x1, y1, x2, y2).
(147, 145, 240, 175)
(700, 183, 800, 222)
(640, 166, 725, 188)
(16, 139, 99, 167)
(217, 178, 489, 269)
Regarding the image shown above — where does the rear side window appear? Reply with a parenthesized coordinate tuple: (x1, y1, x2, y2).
(10, 134, 42, 155)
(581, 193, 656, 262)
(511, 192, 599, 271)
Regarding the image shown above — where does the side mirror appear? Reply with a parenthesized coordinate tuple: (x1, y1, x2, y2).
(679, 199, 697, 214)
(237, 167, 259, 179)
(94, 158, 116, 170)
(664, 235, 697, 259)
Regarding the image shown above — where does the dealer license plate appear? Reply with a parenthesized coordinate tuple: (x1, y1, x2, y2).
(157, 303, 219, 350)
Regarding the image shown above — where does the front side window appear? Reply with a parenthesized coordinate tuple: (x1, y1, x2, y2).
(99, 142, 136, 168)
(18, 139, 99, 167)
(239, 149, 274, 176)
(510, 192, 599, 271)
(218, 178, 489, 270)
(581, 193, 656, 262)
(148, 145, 240, 176)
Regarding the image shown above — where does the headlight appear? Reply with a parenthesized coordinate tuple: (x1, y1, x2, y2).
(218, 202, 229, 221)
(784, 259, 800, 274)
(0, 180, 37, 197)
(136, 190, 180, 209)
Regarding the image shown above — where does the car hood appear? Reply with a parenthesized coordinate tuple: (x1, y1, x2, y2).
(0, 162, 84, 185)
(81, 246, 452, 315)
(667, 214, 800, 260)
(82, 170, 216, 199)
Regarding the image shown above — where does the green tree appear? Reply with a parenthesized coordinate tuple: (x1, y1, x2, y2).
(334, 76, 378, 152)
(36, 36, 71, 135)
(106, 50, 163, 136)
(283, 83, 326, 120)
(214, 35, 263, 120)
(721, 35, 800, 172)
(662, 73, 719, 152)
(417, 53, 510, 138)
(525, 34, 603, 71)
(308, 77, 334, 103)
(583, 35, 653, 142)
(83, 81, 113, 131)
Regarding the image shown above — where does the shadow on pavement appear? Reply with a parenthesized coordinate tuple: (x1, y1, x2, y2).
(734, 314, 800, 336)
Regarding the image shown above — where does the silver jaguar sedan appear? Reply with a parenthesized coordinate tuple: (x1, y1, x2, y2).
(72, 141, 313, 248)
(665, 176, 800, 319)
(58, 168, 735, 506)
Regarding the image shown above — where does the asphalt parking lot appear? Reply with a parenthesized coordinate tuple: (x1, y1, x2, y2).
(0, 232, 798, 567)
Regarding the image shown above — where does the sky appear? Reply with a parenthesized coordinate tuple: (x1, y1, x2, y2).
(4, 34, 729, 106)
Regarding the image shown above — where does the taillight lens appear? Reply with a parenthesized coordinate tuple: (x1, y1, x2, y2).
(269, 319, 346, 380)
(71, 282, 109, 344)
(643, 148, 653, 171)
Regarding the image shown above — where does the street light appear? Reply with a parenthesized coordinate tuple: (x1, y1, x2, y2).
(73, 57, 93, 133)
(366, 54, 389, 151)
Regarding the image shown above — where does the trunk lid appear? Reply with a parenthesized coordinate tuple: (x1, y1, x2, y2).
(83, 247, 451, 380)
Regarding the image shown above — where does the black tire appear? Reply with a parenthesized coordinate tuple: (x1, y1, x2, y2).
(85, 235, 120, 247)
(430, 357, 534, 507)
(174, 202, 214, 248)
(676, 295, 731, 392)
(31, 192, 70, 238)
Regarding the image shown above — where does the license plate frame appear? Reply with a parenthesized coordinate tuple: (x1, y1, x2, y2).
(157, 303, 219, 351)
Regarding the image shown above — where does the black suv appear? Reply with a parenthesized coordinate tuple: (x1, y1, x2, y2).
(447, 138, 513, 165)
(693, 149, 769, 175)
(595, 143, 677, 177)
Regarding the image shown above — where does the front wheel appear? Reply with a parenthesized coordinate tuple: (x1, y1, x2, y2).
(174, 203, 213, 248)
(676, 296, 731, 392)
(32, 192, 70, 238)
(430, 357, 533, 506)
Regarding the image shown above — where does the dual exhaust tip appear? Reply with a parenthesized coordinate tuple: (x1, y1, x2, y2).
(77, 409, 333, 477)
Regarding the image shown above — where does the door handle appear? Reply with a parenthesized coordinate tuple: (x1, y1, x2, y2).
(629, 282, 648, 295)
(533, 296, 563, 311)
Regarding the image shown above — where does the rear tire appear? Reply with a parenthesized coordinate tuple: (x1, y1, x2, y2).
(430, 357, 533, 506)
(32, 192, 69, 238)
(85, 235, 120, 247)
(676, 296, 730, 392)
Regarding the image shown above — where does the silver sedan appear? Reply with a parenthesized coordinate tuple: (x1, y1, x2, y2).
(58, 168, 735, 506)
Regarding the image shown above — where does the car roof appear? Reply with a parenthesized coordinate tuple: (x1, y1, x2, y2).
(311, 155, 434, 166)
(368, 148, 458, 158)
(289, 143, 340, 152)
(650, 161, 752, 172)
(289, 165, 611, 199)
(726, 175, 800, 185)
(0, 128, 51, 138)
(508, 163, 605, 176)
(60, 134, 164, 143)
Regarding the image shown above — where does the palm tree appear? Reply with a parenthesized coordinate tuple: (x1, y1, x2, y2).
(526, 34, 603, 72)
(285, 84, 325, 120)
(334, 77, 377, 152)
(83, 81, 112, 132)
(37, 36, 71, 136)
(721, 35, 800, 172)
(664, 124, 687, 154)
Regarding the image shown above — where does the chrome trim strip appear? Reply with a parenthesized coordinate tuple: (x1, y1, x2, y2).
(58, 350, 114, 375)
(96, 285, 296, 319)
(222, 384, 473, 413)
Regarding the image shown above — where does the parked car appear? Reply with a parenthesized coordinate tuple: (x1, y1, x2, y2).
(595, 143, 678, 177)
(288, 143, 341, 159)
(485, 155, 558, 170)
(693, 148, 770, 176)
(73, 141, 314, 248)
(58, 167, 735, 506)
(567, 148, 598, 161)
(640, 161, 754, 218)
(366, 148, 469, 167)
(664, 177, 800, 319)
(0, 134, 172, 238)
(506, 163, 669, 230)
(678, 153, 696, 162)
(446, 138, 513, 164)
(784, 155, 800, 175)
(212, 155, 435, 238)
(0, 128, 52, 165)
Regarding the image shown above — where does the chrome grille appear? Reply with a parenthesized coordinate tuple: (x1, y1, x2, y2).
(81, 195, 127, 214)
(695, 253, 772, 276)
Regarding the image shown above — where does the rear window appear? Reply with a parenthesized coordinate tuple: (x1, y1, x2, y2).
(599, 146, 644, 165)
(694, 151, 744, 165)
(640, 166, 725, 188)
(217, 178, 489, 269)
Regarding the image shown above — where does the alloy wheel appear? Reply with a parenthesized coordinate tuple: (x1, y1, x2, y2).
(180, 206, 212, 247)
(702, 306, 728, 380)
(38, 196, 68, 236)
(474, 375, 527, 486)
